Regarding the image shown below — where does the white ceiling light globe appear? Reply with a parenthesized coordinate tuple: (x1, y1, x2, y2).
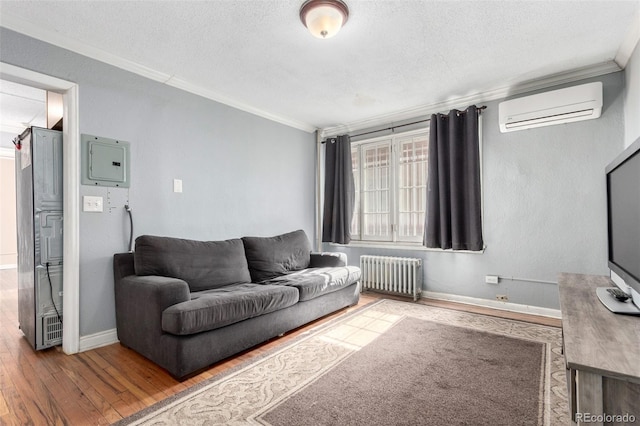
(305, 5, 344, 38)
(300, 0, 349, 39)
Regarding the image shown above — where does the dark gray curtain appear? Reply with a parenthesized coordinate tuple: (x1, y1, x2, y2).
(424, 105, 483, 251)
(322, 135, 355, 244)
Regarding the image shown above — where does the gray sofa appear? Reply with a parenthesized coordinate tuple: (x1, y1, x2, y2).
(113, 229, 361, 379)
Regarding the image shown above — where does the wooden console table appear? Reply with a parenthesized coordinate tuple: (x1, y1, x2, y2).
(558, 273, 640, 425)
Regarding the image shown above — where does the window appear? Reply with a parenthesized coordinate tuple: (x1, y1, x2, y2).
(351, 129, 428, 244)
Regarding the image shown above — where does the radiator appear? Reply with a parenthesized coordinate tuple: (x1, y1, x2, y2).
(360, 255, 422, 301)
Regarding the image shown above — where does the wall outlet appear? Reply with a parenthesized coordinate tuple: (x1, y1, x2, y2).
(496, 294, 508, 302)
(485, 275, 499, 284)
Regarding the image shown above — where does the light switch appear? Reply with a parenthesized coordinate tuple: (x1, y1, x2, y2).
(83, 196, 103, 212)
(173, 179, 183, 193)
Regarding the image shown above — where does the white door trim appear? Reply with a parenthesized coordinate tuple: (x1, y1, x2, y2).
(0, 62, 80, 354)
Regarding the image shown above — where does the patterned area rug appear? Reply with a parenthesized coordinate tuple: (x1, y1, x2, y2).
(116, 299, 567, 425)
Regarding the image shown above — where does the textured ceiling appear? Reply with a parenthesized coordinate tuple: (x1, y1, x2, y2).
(0, 0, 639, 133)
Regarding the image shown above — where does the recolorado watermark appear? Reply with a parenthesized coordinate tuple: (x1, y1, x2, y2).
(576, 412, 637, 423)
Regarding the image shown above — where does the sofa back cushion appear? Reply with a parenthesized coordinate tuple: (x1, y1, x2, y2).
(134, 235, 251, 292)
(242, 229, 311, 282)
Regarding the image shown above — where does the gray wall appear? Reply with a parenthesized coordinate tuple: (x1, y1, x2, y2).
(328, 72, 626, 310)
(0, 29, 316, 336)
(624, 39, 640, 147)
(1, 26, 632, 330)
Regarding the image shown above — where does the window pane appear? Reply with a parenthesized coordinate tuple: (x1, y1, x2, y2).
(350, 147, 360, 237)
(380, 166, 389, 189)
(349, 133, 427, 244)
(364, 191, 375, 211)
(381, 191, 389, 211)
(397, 135, 428, 241)
(361, 142, 391, 240)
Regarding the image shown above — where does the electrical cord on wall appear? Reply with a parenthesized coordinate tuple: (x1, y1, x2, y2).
(125, 204, 134, 252)
(46, 262, 63, 325)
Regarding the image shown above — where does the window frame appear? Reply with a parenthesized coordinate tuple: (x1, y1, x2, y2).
(350, 128, 429, 245)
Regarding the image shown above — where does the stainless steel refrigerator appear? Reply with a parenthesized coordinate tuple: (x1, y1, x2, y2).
(15, 126, 63, 350)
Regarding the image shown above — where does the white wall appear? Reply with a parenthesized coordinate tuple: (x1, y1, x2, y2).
(329, 72, 626, 310)
(0, 153, 17, 267)
(0, 28, 316, 337)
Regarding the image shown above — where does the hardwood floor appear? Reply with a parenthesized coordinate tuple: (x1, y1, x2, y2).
(0, 268, 560, 425)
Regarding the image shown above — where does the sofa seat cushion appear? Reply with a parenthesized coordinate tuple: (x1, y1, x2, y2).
(242, 230, 312, 282)
(264, 266, 361, 301)
(162, 284, 299, 336)
(135, 235, 251, 292)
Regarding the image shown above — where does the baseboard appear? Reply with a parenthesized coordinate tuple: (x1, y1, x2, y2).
(422, 291, 562, 319)
(79, 328, 119, 352)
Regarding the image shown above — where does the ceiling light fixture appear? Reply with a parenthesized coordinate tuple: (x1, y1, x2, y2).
(300, 0, 349, 39)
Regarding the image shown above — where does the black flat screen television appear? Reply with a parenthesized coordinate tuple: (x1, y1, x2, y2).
(606, 136, 640, 311)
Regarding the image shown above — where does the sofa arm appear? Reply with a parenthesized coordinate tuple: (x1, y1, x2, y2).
(309, 252, 348, 268)
(114, 274, 190, 350)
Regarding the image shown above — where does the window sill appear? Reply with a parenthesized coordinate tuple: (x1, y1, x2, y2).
(330, 242, 486, 254)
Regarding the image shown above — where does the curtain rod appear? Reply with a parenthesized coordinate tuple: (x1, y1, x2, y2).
(322, 105, 486, 143)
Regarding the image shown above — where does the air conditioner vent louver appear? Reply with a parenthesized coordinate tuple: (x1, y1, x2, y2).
(499, 82, 603, 133)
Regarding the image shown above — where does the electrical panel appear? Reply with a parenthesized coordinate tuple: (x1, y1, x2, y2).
(81, 134, 130, 187)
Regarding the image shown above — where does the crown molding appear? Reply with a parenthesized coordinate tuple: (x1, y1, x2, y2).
(321, 60, 622, 137)
(0, 14, 317, 133)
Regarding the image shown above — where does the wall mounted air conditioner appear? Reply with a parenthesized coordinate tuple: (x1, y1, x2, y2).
(498, 82, 603, 133)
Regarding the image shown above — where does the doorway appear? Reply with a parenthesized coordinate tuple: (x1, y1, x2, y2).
(0, 62, 80, 354)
